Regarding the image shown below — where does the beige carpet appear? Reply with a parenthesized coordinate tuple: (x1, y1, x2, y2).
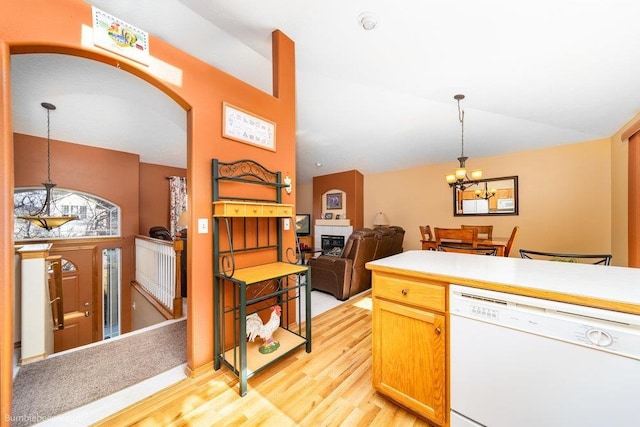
(12, 319, 186, 427)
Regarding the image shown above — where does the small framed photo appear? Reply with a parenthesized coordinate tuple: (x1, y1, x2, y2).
(326, 193, 342, 210)
(324, 213, 333, 220)
(335, 214, 341, 220)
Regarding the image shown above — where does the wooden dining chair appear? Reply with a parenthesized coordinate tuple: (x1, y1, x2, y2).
(462, 225, 493, 240)
(504, 226, 520, 257)
(420, 225, 437, 250)
(419, 225, 433, 241)
(437, 243, 497, 256)
(434, 227, 478, 248)
(519, 249, 612, 265)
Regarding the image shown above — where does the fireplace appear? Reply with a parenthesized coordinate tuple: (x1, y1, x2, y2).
(321, 235, 345, 255)
(314, 224, 353, 254)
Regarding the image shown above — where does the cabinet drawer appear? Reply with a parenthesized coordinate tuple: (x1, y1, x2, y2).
(245, 204, 263, 216)
(213, 201, 245, 216)
(263, 205, 279, 216)
(373, 273, 445, 312)
(277, 205, 293, 217)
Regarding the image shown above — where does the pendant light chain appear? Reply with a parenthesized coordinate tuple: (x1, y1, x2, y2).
(46, 105, 52, 184)
(41, 101, 57, 184)
(18, 102, 78, 230)
(458, 97, 465, 158)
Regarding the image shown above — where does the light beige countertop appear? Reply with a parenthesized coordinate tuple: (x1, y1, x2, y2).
(366, 250, 640, 315)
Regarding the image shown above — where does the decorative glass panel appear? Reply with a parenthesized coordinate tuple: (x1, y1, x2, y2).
(60, 259, 77, 272)
(103, 248, 121, 339)
(14, 187, 120, 240)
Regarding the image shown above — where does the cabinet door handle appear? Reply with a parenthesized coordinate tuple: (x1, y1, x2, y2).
(401, 288, 408, 295)
(434, 327, 441, 335)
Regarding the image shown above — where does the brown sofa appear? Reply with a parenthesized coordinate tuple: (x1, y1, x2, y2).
(372, 226, 405, 259)
(372, 227, 394, 260)
(388, 225, 405, 254)
(309, 226, 405, 300)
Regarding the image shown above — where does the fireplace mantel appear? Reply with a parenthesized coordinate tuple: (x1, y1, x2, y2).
(315, 219, 351, 227)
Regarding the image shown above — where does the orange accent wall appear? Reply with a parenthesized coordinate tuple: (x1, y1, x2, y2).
(14, 135, 186, 337)
(312, 170, 364, 230)
(14, 133, 143, 335)
(14, 134, 141, 237)
(0, 1, 297, 421)
(139, 162, 186, 235)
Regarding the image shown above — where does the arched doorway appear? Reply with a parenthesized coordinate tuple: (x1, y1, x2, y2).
(11, 49, 187, 358)
(11, 52, 188, 347)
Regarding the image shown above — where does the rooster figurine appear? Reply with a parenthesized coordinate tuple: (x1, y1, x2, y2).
(246, 305, 281, 354)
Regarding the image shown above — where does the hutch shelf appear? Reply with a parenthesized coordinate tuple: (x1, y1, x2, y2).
(212, 159, 311, 396)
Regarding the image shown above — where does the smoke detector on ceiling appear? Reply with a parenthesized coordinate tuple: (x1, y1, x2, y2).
(358, 12, 378, 31)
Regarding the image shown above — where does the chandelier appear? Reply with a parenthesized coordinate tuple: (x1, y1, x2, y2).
(445, 94, 483, 190)
(18, 102, 78, 231)
(474, 181, 497, 200)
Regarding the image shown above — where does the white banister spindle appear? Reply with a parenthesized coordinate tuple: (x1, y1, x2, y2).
(135, 238, 176, 311)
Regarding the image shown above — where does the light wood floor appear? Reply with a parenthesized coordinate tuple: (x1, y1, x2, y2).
(93, 291, 432, 426)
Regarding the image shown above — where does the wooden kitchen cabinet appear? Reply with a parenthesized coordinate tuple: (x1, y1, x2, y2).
(372, 272, 447, 426)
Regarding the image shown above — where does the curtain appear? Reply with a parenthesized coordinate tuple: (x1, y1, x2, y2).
(169, 176, 187, 237)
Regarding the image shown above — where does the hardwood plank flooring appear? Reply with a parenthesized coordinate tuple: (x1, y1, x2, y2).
(93, 291, 432, 427)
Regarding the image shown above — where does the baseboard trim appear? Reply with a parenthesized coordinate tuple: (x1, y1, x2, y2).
(185, 361, 213, 378)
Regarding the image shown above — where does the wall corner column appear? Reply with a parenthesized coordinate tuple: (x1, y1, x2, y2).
(629, 132, 640, 267)
(0, 40, 15, 427)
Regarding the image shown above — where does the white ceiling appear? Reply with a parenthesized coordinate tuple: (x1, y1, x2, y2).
(10, 0, 640, 184)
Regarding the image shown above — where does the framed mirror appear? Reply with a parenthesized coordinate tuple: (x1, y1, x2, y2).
(453, 176, 519, 216)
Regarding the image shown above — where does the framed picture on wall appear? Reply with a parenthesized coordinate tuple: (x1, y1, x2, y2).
(326, 193, 342, 210)
(222, 102, 276, 151)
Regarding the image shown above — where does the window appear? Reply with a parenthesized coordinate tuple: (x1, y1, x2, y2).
(14, 187, 120, 240)
(61, 204, 88, 220)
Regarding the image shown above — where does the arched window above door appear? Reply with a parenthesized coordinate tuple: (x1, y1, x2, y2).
(60, 258, 77, 272)
(14, 187, 120, 240)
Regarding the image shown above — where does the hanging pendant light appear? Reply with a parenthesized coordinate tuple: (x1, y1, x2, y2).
(18, 102, 78, 231)
(445, 94, 483, 190)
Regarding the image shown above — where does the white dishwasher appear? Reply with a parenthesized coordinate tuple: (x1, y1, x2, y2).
(449, 284, 640, 427)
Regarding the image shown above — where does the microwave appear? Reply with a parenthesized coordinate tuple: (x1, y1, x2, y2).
(497, 198, 514, 210)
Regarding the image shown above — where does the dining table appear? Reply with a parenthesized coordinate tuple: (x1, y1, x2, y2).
(421, 237, 509, 257)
